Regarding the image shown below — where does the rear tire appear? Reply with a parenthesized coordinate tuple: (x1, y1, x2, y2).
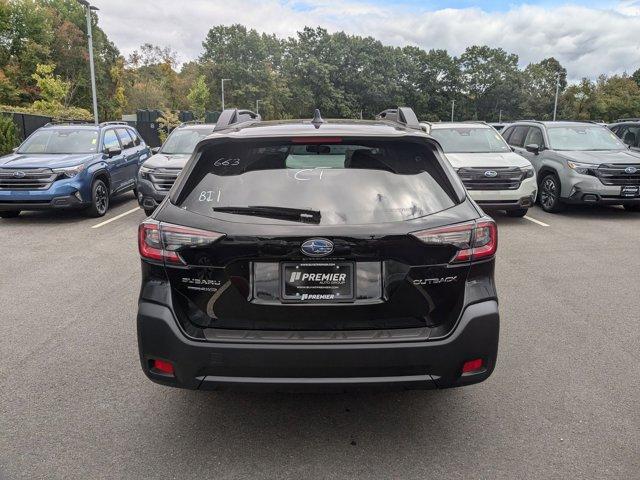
(538, 173, 565, 213)
(506, 208, 528, 218)
(0, 210, 20, 218)
(86, 179, 110, 217)
(624, 204, 640, 212)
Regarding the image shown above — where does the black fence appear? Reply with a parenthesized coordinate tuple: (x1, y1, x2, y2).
(3, 109, 223, 148)
(3, 112, 59, 141)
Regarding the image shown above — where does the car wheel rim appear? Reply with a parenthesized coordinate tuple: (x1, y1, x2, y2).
(540, 178, 557, 209)
(96, 184, 108, 214)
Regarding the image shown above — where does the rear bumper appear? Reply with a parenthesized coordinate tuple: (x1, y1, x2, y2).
(137, 300, 500, 392)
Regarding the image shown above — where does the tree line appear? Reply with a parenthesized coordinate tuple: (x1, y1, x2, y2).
(1, 1, 640, 123)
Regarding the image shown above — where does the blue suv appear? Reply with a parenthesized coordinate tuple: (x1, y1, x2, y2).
(0, 122, 151, 217)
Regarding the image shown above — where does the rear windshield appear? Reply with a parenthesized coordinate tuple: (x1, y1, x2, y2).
(176, 140, 456, 225)
(18, 129, 99, 154)
(429, 127, 510, 153)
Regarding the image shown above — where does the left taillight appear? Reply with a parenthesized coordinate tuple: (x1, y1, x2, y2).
(411, 219, 497, 263)
(138, 220, 225, 265)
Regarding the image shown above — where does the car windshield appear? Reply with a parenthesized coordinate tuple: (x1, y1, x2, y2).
(547, 126, 626, 151)
(429, 127, 511, 153)
(161, 128, 213, 154)
(176, 140, 456, 225)
(18, 129, 99, 154)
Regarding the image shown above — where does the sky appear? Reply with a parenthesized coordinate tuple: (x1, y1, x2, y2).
(91, 0, 640, 80)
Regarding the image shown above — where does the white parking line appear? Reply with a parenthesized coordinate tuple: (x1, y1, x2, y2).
(91, 207, 141, 229)
(523, 215, 550, 227)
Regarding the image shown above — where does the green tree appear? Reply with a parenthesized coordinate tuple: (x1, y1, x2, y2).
(459, 45, 521, 121)
(0, 114, 19, 155)
(157, 108, 179, 143)
(187, 75, 210, 119)
(520, 57, 567, 120)
(632, 68, 640, 88)
(560, 78, 598, 120)
(594, 74, 640, 122)
(32, 63, 68, 104)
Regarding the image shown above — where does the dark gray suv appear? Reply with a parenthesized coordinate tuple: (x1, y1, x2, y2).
(609, 119, 640, 153)
(502, 121, 640, 212)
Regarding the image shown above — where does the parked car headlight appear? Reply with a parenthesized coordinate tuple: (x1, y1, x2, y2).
(520, 166, 535, 179)
(567, 161, 596, 175)
(52, 164, 85, 178)
(139, 166, 154, 179)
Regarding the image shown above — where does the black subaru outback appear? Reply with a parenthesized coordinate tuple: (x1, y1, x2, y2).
(137, 108, 499, 391)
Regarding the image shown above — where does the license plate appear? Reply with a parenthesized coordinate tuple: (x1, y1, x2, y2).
(282, 262, 354, 302)
(621, 186, 640, 197)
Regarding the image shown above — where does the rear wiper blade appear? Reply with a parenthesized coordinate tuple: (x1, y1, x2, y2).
(213, 205, 321, 224)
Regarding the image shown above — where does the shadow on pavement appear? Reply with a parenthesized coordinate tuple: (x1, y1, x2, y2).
(0, 192, 137, 225)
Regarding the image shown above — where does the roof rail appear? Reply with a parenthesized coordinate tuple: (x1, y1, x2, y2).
(513, 119, 545, 125)
(213, 109, 261, 132)
(376, 107, 421, 130)
(178, 120, 205, 127)
(99, 121, 130, 127)
(614, 118, 640, 123)
(44, 120, 92, 127)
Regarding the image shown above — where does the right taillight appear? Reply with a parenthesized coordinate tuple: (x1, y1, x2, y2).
(411, 220, 497, 263)
(138, 220, 225, 265)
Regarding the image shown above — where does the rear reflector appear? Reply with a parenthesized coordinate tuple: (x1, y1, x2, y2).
(138, 220, 224, 264)
(410, 219, 497, 263)
(462, 358, 483, 374)
(151, 359, 174, 375)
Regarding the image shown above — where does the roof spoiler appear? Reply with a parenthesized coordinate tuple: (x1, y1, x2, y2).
(375, 107, 421, 130)
(213, 108, 261, 132)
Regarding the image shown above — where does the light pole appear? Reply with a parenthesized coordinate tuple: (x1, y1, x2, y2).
(77, 0, 99, 125)
(553, 72, 560, 121)
(451, 99, 455, 122)
(221, 79, 230, 110)
(256, 99, 262, 115)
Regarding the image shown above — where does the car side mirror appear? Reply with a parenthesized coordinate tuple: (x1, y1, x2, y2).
(151, 147, 160, 154)
(12, 147, 18, 153)
(106, 146, 122, 157)
(525, 143, 540, 154)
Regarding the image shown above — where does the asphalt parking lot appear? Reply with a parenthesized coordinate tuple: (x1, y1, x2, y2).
(1, 197, 639, 480)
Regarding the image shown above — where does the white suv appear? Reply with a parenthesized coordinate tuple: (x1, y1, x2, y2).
(423, 122, 537, 217)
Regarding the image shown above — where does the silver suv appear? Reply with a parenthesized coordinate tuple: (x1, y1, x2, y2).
(502, 121, 640, 213)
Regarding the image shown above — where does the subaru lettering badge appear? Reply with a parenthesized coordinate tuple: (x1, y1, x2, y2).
(484, 170, 498, 178)
(13, 171, 25, 178)
(301, 238, 334, 257)
(625, 166, 637, 174)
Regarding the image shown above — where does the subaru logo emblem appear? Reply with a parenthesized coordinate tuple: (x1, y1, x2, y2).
(625, 166, 637, 174)
(13, 171, 25, 178)
(484, 170, 498, 178)
(301, 238, 334, 257)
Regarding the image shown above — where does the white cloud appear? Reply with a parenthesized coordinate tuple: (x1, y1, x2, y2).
(92, 0, 640, 79)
